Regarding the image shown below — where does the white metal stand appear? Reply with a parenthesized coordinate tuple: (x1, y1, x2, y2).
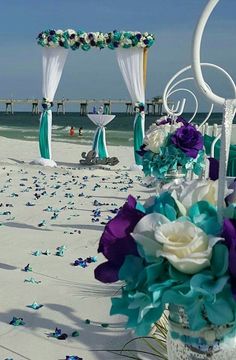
(192, 0, 236, 219)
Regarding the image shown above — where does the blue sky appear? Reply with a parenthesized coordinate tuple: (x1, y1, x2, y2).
(0, 0, 236, 111)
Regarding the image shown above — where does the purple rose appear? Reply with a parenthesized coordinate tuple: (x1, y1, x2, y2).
(94, 195, 145, 283)
(171, 124, 203, 158)
(223, 218, 236, 298)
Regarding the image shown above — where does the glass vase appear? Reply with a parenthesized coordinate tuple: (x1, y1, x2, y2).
(156, 166, 187, 195)
(167, 305, 236, 360)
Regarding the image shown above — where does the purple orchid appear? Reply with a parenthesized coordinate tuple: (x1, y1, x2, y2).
(171, 123, 203, 158)
(223, 218, 236, 299)
(94, 195, 145, 283)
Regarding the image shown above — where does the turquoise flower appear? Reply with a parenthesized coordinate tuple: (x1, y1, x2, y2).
(147, 39, 155, 47)
(123, 44, 132, 49)
(192, 149, 205, 175)
(111, 255, 174, 335)
(81, 43, 91, 51)
(145, 191, 182, 220)
(188, 200, 220, 235)
(163, 244, 234, 330)
(108, 43, 115, 50)
(224, 203, 236, 219)
(112, 31, 122, 42)
(123, 32, 132, 39)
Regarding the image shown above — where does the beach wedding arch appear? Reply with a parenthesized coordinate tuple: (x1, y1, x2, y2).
(36, 29, 155, 167)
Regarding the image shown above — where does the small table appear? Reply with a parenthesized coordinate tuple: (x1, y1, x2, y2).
(87, 114, 116, 159)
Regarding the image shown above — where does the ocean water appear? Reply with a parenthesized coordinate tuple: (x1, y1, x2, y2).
(0, 112, 233, 147)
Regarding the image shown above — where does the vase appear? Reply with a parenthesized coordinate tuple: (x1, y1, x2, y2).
(167, 305, 236, 360)
(156, 166, 187, 195)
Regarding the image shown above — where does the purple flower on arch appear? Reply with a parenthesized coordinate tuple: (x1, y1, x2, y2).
(94, 195, 145, 283)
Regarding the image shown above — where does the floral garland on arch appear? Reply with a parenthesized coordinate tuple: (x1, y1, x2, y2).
(37, 29, 155, 50)
(137, 117, 206, 180)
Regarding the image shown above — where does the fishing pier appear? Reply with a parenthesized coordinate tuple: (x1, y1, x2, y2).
(0, 98, 167, 116)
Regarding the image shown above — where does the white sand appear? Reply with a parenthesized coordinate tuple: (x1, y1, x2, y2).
(0, 137, 154, 360)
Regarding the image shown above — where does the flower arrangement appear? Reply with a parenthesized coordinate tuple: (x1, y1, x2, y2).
(138, 118, 205, 180)
(42, 97, 53, 110)
(94, 179, 236, 350)
(134, 102, 145, 113)
(37, 29, 155, 50)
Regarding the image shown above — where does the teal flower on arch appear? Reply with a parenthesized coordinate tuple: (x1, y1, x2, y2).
(81, 43, 91, 51)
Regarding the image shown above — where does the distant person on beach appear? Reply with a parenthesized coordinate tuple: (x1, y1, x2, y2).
(69, 126, 75, 136)
(79, 127, 83, 136)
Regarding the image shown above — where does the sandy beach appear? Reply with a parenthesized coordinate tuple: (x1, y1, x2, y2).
(0, 137, 151, 360)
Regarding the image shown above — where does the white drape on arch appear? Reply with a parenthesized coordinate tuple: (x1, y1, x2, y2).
(116, 47, 145, 165)
(36, 47, 68, 167)
(116, 47, 145, 103)
(42, 47, 68, 101)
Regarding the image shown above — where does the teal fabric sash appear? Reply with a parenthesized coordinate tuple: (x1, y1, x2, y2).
(204, 134, 236, 176)
(92, 127, 108, 159)
(39, 110, 50, 159)
(134, 112, 145, 165)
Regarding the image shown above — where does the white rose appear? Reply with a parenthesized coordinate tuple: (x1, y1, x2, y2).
(66, 29, 76, 36)
(144, 125, 166, 153)
(84, 33, 90, 43)
(123, 38, 132, 45)
(158, 179, 232, 210)
(98, 33, 105, 41)
(92, 32, 99, 42)
(155, 220, 220, 274)
(49, 41, 57, 47)
(132, 213, 221, 275)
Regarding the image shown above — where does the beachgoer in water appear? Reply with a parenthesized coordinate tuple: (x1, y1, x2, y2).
(79, 127, 83, 136)
(69, 126, 75, 136)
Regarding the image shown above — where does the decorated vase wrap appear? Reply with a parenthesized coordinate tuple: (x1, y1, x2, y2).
(167, 305, 236, 360)
(39, 109, 51, 159)
(92, 127, 108, 159)
(134, 112, 145, 165)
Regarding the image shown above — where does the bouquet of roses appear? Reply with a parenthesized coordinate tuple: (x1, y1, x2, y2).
(94, 179, 236, 344)
(138, 118, 205, 180)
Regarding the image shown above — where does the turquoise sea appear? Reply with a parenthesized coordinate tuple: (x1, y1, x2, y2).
(0, 112, 234, 147)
